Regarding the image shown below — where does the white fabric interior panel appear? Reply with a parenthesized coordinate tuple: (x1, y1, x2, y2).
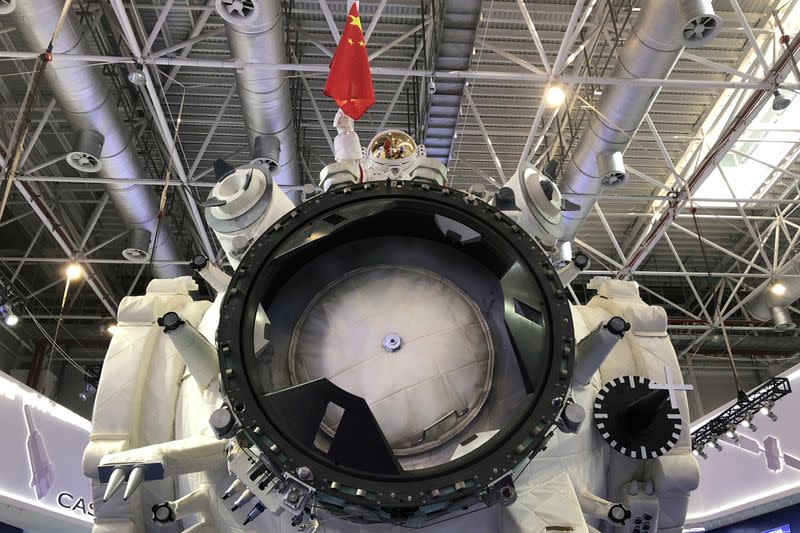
(289, 265, 494, 455)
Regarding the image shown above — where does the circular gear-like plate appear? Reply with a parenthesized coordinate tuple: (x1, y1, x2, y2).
(289, 265, 494, 456)
(593, 375, 682, 460)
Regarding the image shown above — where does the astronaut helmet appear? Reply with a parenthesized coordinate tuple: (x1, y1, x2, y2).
(365, 129, 421, 177)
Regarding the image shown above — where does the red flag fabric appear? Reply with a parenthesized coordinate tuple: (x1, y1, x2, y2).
(323, 3, 375, 120)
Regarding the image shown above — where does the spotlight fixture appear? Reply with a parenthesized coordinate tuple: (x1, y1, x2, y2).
(691, 377, 790, 456)
(128, 62, 147, 87)
(692, 447, 707, 459)
(79, 382, 97, 402)
(106, 324, 120, 336)
(772, 89, 791, 111)
(66, 262, 83, 281)
(544, 83, 567, 108)
(0, 303, 18, 327)
(770, 282, 787, 296)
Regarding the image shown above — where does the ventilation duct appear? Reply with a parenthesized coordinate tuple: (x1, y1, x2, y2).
(122, 228, 153, 263)
(217, 0, 300, 201)
(251, 134, 281, 171)
(746, 259, 800, 330)
(7, 1, 184, 278)
(67, 129, 104, 173)
(770, 306, 795, 331)
(559, 0, 721, 242)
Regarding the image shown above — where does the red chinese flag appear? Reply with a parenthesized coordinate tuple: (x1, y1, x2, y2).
(323, 3, 375, 120)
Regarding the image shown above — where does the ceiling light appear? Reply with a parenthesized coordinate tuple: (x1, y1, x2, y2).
(106, 324, 120, 336)
(78, 382, 97, 402)
(770, 282, 787, 296)
(545, 84, 567, 108)
(772, 90, 791, 111)
(760, 404, 769, 415)
(0, 304, 18, 327)
(740, 418, 750, 428)
(128, 63, 147, 87)
(66, 263, 83, 281)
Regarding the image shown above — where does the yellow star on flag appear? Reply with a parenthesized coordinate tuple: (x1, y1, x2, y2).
(359, 40, 366, 47)
(347, 37, 354, 45)
(349, 14, 362, 30)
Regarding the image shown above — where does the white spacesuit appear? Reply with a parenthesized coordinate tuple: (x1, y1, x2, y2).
(82, 116, 699, 533)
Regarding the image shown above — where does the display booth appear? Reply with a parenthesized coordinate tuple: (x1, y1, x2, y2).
(0, 371, 92, 532)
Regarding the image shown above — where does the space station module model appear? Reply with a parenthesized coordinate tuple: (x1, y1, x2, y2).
(83, 111, 700, 533)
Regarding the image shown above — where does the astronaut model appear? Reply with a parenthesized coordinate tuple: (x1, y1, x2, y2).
(319, 109, 448, 190)
(83, 116, 699, 533)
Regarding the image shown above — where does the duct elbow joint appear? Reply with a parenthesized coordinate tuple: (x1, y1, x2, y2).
(573, 316, 630, 386)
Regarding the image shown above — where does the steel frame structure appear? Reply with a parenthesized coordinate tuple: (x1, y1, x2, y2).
(0, 0, 797, 391)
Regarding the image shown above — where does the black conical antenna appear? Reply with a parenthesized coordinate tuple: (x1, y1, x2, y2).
(542, 159, 559, 180)
(214, 159, 236, 181)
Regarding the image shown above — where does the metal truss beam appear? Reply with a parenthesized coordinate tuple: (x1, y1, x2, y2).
(109, 0, 217, 260)
(363, 0, 389, 43)
(515, 0, 551, 74)
(1, 50, 796, 91)
(465, 88, 507, 183)
(619, 31, 800, 277)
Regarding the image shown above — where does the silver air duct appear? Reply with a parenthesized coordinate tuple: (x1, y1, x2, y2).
(7, 1, 184, 278)
(217, 0, 300, 202)
(559, 0, 721, 242)
(746, 259, 800, 330)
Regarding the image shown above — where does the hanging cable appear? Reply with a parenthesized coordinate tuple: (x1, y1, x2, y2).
(689, 203, 746, 399)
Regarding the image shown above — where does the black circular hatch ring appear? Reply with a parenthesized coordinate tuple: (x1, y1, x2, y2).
(217, 180, 574, 515)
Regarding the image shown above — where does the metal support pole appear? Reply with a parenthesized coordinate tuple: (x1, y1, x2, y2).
(728, 0, 772, 75)
(670, 222, 771, 274)
(364, 0, 389, 42)
(664, 234, 713, 323)
(465, 88, 507, 183)
(144, 0, 175, 54)
(594, 204, 626, 263)
(515, 0, 551, 74)
(368, 21, 425, 61)
(318, 0, 341, 43)
(81, 231, 128, 257)
(10, 223, 44, 282)
(476, 38, 547, 75)
(189, 85, 236, 177)
(77, 192, 110, 252)
(19, 98, 56, 168)
(379, 38, 426, 130)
